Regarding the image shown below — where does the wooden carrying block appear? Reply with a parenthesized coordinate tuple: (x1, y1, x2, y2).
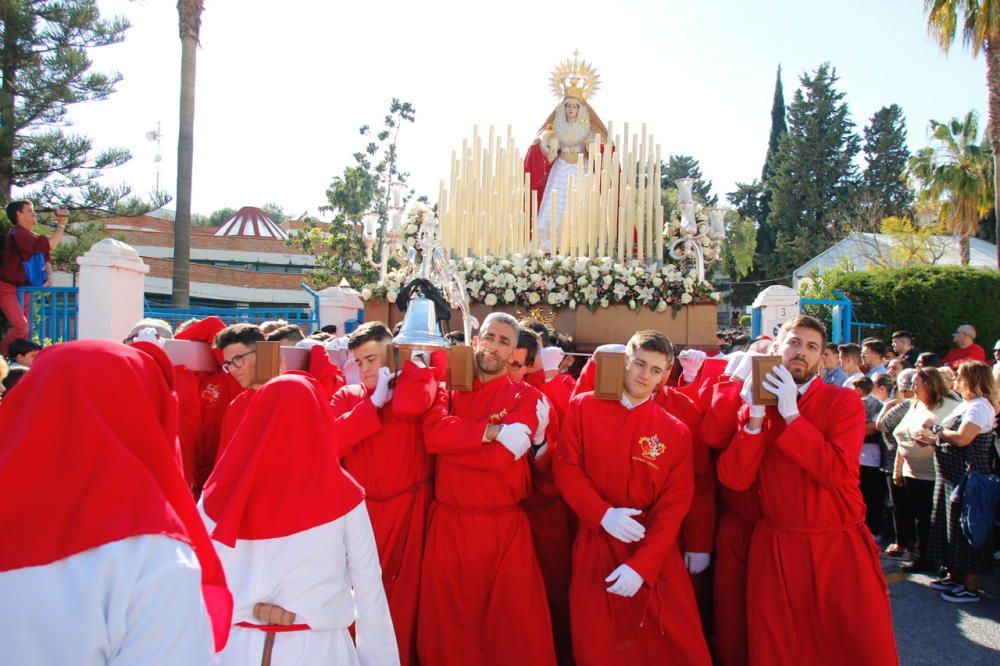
(447, 345, 474, 392)
(253, 341, 283, 384)
(162, 339, 217, 372)
(594, 351, 626, 400)
(388, 346, 412, 374)
(752, 355, 783, 406)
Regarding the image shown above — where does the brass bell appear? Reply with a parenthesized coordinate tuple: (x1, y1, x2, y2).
(392, 296, 450, 351)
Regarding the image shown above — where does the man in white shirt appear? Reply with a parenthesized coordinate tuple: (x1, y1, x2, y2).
(838, 343, 865, 387)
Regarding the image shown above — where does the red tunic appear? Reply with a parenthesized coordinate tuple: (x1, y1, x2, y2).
(518, 386, 574, 666)
(418, 376, 555, 666)
(330, 362, 438, 666)
(174, 364, 203, 491)
(656, 387, 715, 555)
(699, 378, 760, 666)
(717, 379, 898, 666)
(555, 394, 711, 666)
(195, 370, 243, 494)
(942, 343, 987, 369)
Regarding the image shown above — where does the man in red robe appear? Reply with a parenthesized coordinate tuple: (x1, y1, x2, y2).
(418, 313, 556, 666)
(175, 316, 245, 495)
(510, 329, 573, 666)
(717, 316, 898, 665)
(697, 359, 761, 666)
(555, 330, 711, 666)
(330, 322, 439, 666)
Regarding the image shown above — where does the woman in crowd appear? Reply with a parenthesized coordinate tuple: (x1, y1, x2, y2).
(876, 369, 915, 559)
(921, 361, 998, 603)
(891, 368, 959, 572)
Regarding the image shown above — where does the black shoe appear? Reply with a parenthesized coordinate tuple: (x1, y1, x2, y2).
(940, 586, 981, 603)
(929, 576, 963, 592)
(901, 559, 935, 573)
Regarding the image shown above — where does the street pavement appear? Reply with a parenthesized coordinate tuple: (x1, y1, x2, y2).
(884, 557, 999, 664)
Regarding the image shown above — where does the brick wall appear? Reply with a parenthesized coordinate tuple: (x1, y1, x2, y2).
(144, 257, 306, 290)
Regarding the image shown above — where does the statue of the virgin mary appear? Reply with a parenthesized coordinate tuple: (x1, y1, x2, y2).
(524, 53, 609, 253)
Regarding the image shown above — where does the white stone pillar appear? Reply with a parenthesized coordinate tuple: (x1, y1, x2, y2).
(318, 285, 365, 335)
(76, 239, 150, 341)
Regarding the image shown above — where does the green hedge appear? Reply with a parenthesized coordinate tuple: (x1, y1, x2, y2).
(828, 266, 1000, 358)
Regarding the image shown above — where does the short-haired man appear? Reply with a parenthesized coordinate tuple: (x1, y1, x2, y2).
(212, 324, 270, 465)
(861, 339, 889, 378)
(942, 324, 987, 369)
(418, 312, 555, 666)
(891, 331, 920, 367)
(717, 315, 898, 665)
(556, 330, 711, 665)
(329, 321, 435, 666)
(1, 202, 66, 355)
(820, 342, 848, 386)
(838, 343, 865, 387)
(509, 328, 574, 666)
(264, 324, 304, 346)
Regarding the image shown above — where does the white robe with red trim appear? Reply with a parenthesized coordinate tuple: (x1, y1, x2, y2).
(201, 502, 400, 666)
(0, 535, 214, 665)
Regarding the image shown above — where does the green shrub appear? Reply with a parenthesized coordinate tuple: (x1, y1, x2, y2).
(828, 266, 1000, 357)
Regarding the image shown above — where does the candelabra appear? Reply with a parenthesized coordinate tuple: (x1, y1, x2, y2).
(359, 183, 407, 282)
(668, 177, 727, 282)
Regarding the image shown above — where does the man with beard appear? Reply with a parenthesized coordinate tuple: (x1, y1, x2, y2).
(716, 316, 898, 665)
(418, 313, 556, 666)
(555, 330, 711, 666)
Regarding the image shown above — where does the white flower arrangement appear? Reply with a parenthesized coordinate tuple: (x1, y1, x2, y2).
(363, 251, 718, 312)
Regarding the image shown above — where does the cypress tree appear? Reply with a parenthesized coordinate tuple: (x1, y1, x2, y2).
(765, 63, 860, 278)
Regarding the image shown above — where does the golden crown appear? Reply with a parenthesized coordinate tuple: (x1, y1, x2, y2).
(550, 50, 601, 102)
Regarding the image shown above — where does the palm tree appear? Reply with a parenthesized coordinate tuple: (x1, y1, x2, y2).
(172, 0, 204, 307)
(907, 111, 993, 265)
(925, 1, 1000, 266)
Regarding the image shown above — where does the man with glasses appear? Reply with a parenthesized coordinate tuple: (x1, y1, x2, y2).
(213, 324, 268, 465)
(942, 324, 987, 369)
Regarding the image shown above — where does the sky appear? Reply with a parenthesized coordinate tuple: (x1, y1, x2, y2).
(51, 0, 989, 220)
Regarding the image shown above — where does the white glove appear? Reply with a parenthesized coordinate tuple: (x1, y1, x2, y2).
(678, 349, 707, 383)
(739, 368, 766, 419)
(684, 552, 711, 574)
(534, 397, 550, 445)
(761, 364, 799, 420)
(605, 564, 644, 597)
(600, 507, 646, 543)
(496, 422, 532, 460)
(134, 327, 165, 348)
(730, 350, 759, 382)
(370, 367, 395, 408)
(723, 351, 746, 377)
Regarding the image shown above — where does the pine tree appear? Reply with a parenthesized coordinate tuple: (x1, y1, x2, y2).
(765, 63, 861, 278)
(660, 154, 717, 205)
(862, 104, 913, 218)
(0, 1, 130, 204)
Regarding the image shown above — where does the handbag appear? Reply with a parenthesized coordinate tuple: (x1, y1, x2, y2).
(949, 448, 1000, 549)
(6, 229, 47, 286)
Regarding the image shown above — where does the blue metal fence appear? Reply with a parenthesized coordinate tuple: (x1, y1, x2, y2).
(16, 286, 78, 343)
(144, 284, 320, 333)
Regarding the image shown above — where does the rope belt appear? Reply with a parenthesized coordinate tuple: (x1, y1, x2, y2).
(434, 499, 520, 515)
(366, 476, 433, 503)
(762, 518, 864, 535)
